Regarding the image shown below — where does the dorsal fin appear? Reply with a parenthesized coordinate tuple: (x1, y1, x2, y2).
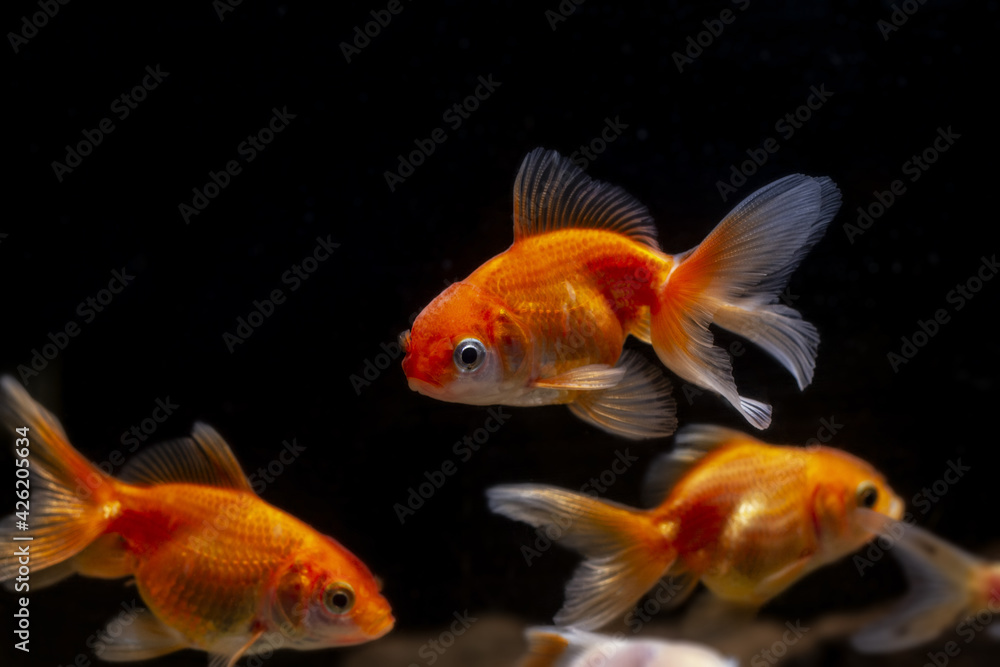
(641, 424, 761, 507)
(512, 148, 661, 249)
(119, 422, 254, 492)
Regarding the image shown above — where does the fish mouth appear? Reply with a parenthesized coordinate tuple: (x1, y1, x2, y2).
(404, 369, 443, 392)
(368, 610, 395, 638)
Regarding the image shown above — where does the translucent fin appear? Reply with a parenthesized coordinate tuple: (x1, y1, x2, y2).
(651, 175, 840, 429)
(519, 627, 574, 667)
(713, 303, 820, 390)
(0, 377, 112, 583)
(567, 351, 676, 440)
(512, 148, 661, 249)
(99, 608, 190, 662)
(532, 364, 626, 391)
(852, 515, 984, 653)
(74, 533, 133, 580)
(119, 422, 253, 492)
(486, 484, 676, 630)
(641, 425, 758, 507)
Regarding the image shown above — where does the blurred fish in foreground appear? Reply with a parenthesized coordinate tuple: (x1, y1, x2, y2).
(488, 425, 903, 630)
(518, 626, 737, 667)
(401, 147, 841, 438)
(851, 515, 1000, 653)
(0, 377, 393, 666)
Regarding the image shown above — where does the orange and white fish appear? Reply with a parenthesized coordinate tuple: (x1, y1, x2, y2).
(487, 425, 903, 630)
(518, 626, 736, 667)
(401, 148, 841, 438)
(851, 517, 1000, 653)
(0, 377, 393, 666)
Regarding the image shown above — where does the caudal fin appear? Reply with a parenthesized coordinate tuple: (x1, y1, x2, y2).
(0, 377, 115, 585)
(486, 484, 678, 630)
(851, 514, 987, 653)
(651, 175, 840, 428)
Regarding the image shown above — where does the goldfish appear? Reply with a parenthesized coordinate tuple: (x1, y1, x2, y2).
(487, 425, 903, 630)
(518, 626, 736, 667)
(851, 516, 1000, 653)
(0, 377, 393, 666)
(401, 148, 841, 438)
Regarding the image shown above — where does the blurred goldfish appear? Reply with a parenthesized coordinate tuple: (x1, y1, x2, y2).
(0, 377, 393, 666)
(851, 516, 1000, 653)
(401, 148, 840, 438)
(488, 425, 903, 630)
(518, 626, 736, 667)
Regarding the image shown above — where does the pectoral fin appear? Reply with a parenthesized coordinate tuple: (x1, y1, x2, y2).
(531, 364, 626, 390)
(99, 608, 190, 662)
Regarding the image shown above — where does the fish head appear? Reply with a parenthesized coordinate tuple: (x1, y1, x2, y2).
(809, 448, 904, 555)
(271, 536, 394, 648)
(401, 281, 530, 405)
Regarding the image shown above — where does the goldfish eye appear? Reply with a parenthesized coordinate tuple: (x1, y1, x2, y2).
(454, 338, 486, 372)
(856, 482, 879, 509)
(322, 583, 355, 615)
(399, 329, 411, 352)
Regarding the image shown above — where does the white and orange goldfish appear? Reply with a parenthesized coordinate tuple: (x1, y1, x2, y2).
(0, 377, 393, 666)
(401, 148, 840, 438)
(518, 626, 736, 667)
(488, 425, 903, 630)
(851, 516, 1000, 653)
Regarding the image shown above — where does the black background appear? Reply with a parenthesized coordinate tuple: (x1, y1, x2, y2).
(2, 1, 997, 666)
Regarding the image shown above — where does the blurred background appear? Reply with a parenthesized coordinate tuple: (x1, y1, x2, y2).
(2, 1, 997, 665)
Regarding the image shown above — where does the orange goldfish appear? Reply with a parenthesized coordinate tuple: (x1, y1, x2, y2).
(401, 148, 841, 438)
(487, 425, 903, 630)
(851, 516, 1000, 653)
(0, 377, 393, 665)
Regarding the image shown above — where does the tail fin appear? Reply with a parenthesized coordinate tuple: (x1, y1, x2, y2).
(0, 377, 115, 585)
(486, 484, 677, 630)
(651, 175, 840, 428)
(851, 514, 987, 653)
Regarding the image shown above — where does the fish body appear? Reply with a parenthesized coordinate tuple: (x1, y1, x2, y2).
(0, 377, 393, 666)
(518, 626, 736, 667)
(488, 425, 903, 630)
(851, 517, 1000, 653)
(402, 148, 841, 438)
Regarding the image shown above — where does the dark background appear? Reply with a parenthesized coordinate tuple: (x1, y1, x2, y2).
(2, 1, 997, 665)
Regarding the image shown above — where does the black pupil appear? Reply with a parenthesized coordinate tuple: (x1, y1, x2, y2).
(331, 592, 349, 609)
(860, 487, 878, 508)
(461, 346, 479, 366)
